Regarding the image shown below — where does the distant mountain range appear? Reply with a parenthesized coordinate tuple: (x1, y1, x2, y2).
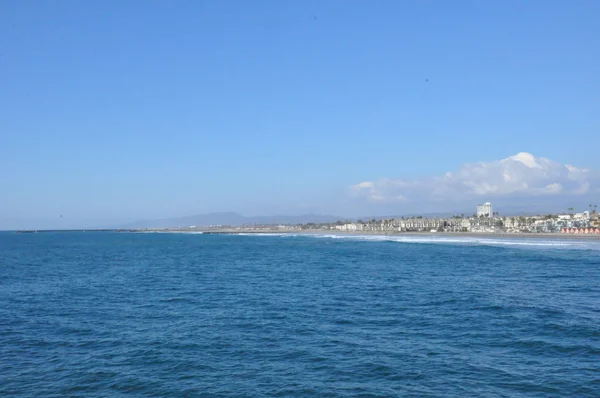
(119, 202, 594, 229)
(120, 212, 342, 229)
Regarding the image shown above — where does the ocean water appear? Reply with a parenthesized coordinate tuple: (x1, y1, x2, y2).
(1, 232, 599, 397)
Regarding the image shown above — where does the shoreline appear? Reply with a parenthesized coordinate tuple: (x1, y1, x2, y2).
(193, 229, 600, 240)
(11, 228, 600, 240)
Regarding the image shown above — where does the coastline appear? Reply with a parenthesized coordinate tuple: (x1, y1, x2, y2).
(12, 228, 600, 241)
(195, 229, 600, 240)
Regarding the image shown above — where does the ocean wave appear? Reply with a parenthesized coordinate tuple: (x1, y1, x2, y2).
(139, 231, 204, 234)
(236, 233, 297, 237)
(137, 230, 600, 250)
(242, 233, 600, 250)
(311, 234, 599, 249)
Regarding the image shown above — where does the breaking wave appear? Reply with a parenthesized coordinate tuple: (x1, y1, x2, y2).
(139, 230, 204, 234)
(240, 232, 600, 251)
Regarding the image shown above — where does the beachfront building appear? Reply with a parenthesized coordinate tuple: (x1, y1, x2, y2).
(399, 218, 445, 232)
(461, 219, 471, 231)
(561, 227, 600, 234)
(334, 223, 365, 232)
(477, 202, 493, 218)
(503, 217, 520, 229)
(441, 218, 471, 232)
(575, 211, 590, 220)
(299, 208, 597, 235)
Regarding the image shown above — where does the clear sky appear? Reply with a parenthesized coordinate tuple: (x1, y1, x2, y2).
(1, 1, 599, 228)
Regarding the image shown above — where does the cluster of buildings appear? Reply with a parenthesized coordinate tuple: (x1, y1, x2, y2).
(298, 202, 600, 235)
(196, 202, 600, 235)
(562, 227, 600, 234)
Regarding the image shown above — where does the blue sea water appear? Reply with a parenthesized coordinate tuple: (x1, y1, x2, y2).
(1, 232, 599, 397)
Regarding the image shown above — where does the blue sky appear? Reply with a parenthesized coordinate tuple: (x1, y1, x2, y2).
(1, 1, 599, 228)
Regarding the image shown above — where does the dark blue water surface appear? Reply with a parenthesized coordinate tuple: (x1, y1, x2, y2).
(1, 232, 599, 397)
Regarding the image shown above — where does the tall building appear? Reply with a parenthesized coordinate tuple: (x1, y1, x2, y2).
(477, 202, 493, 218)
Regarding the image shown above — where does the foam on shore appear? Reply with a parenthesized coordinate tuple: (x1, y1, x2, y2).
(238, 232, 600, 251)
(140, 230, 205, 234)
(133, 230, 600, 250)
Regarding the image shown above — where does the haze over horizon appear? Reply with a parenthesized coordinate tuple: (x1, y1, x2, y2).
(1, 1, 599, 230)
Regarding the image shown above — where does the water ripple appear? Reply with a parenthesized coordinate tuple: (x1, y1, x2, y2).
(1, 232, 599, 397)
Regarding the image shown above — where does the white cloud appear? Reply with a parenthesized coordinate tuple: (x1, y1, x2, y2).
(355, 181, 374, 189)
(351, 152, 599, 203)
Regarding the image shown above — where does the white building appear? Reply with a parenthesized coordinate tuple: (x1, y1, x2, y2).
(477, 202, 493, 218)
(461, 219, 472, 231)
(575, 211, 590, 220)
(335, 223, 361, 231)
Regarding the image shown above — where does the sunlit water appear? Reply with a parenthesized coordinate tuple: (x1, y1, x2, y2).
(1, 232, 599, 397)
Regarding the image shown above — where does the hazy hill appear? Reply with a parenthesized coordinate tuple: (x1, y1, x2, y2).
(121, 212, 341, 229)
